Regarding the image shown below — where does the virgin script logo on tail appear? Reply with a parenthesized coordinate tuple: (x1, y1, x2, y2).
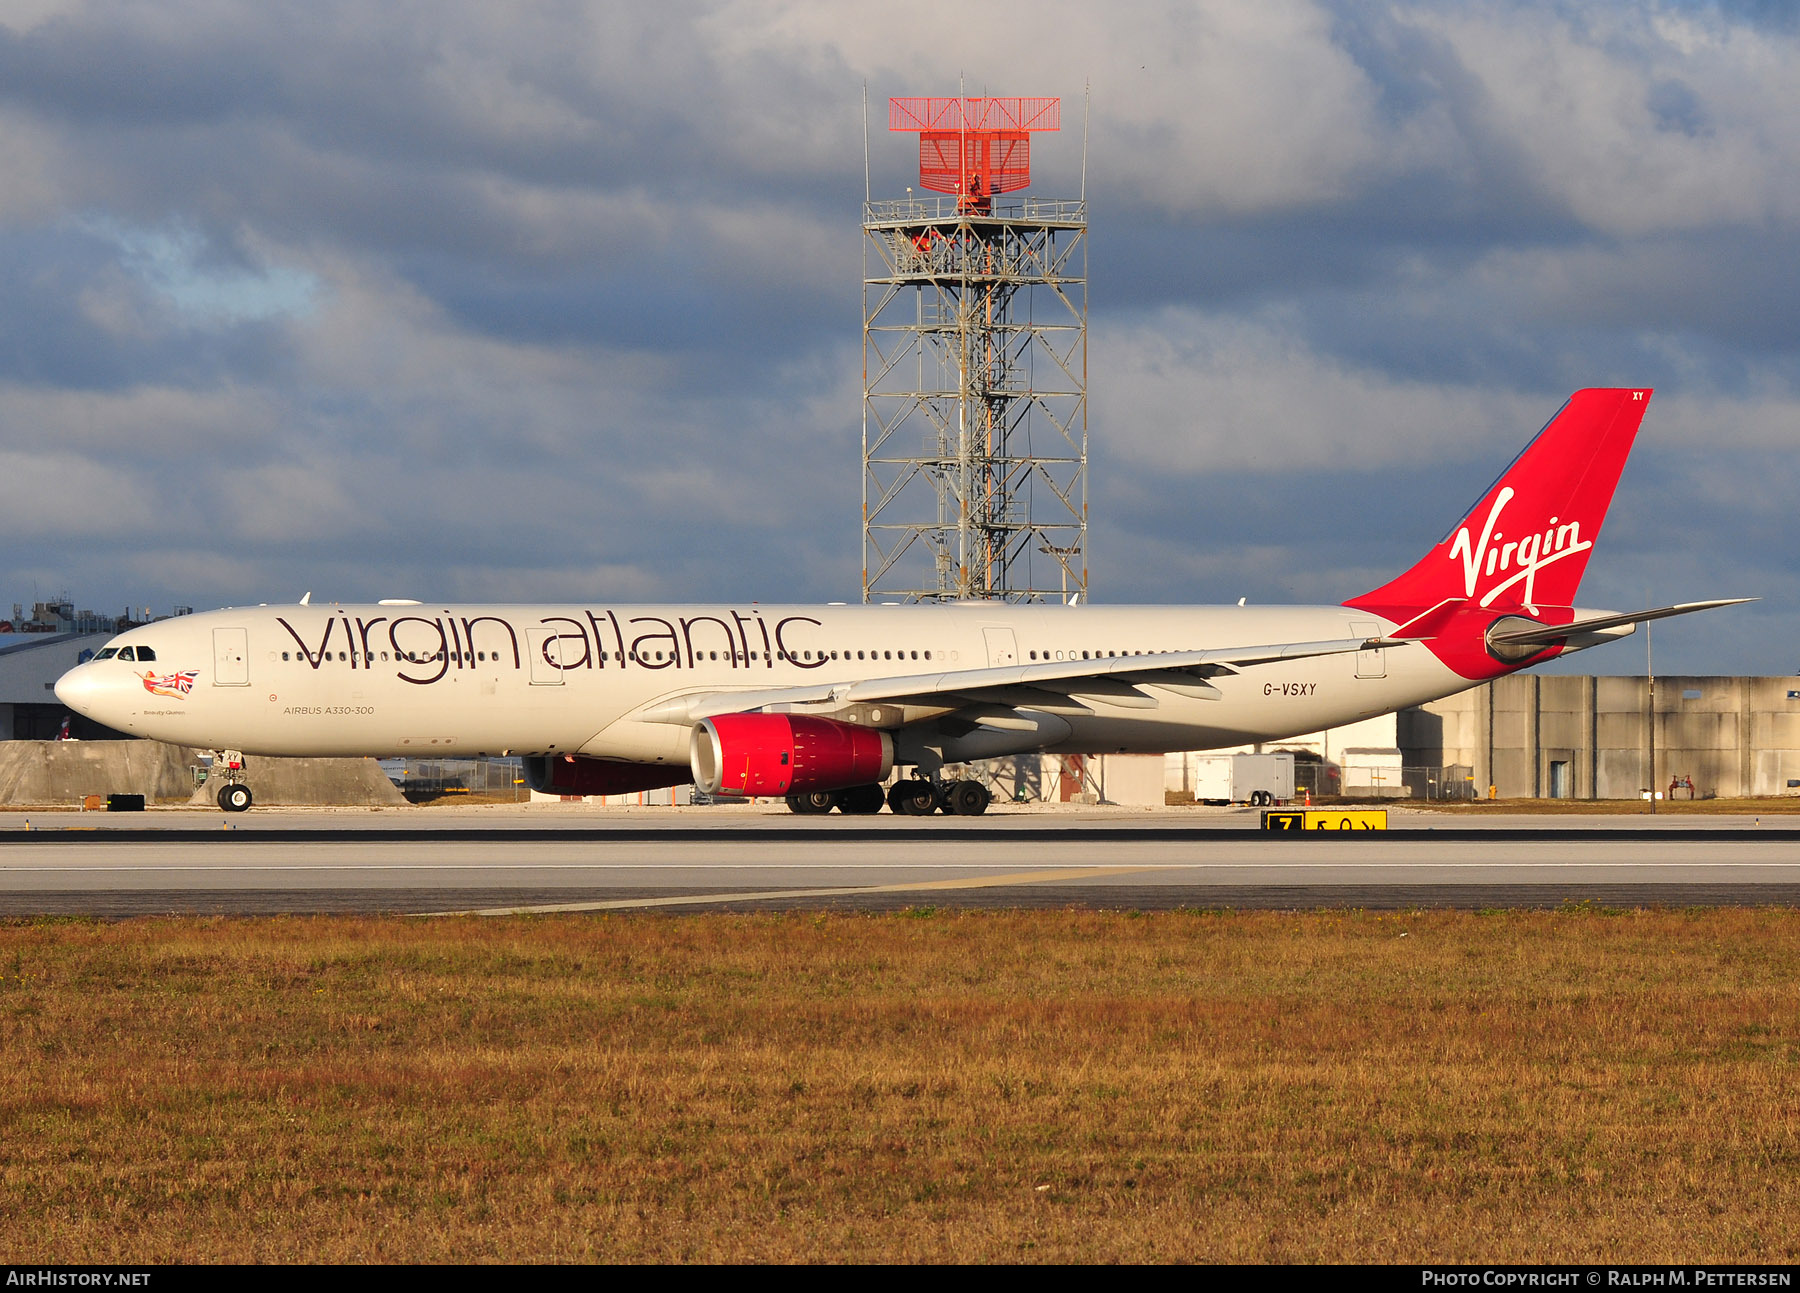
(1448, 487, 1593, 611)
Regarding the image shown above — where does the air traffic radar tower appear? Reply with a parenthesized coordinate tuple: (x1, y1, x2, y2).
(862, 96, 1087, 603)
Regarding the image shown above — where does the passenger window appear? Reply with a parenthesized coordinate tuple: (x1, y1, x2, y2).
(910, 651, 917, 660)
(857, 651, 865, 660)
(924, 651, 931, 660)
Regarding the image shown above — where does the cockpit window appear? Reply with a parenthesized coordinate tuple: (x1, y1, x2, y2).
(136, 646, 156, 661)
(116, 647, 136, 661)
(94, 648, 118, 660)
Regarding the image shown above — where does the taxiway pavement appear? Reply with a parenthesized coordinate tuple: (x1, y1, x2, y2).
(2, 805, 1798, 915)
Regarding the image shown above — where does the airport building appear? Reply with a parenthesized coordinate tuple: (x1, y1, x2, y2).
(0, 633, 119, 740)
(1403, 672, 1800, 801)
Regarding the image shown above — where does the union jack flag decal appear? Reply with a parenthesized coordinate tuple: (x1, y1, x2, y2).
(141, 669, 200, 698)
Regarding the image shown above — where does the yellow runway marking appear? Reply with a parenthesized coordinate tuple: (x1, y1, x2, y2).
(432, 865, 1165, 917)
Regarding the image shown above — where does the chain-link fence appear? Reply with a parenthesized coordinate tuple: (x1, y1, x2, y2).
(384, 757, 525, 802)
(1292, 762, 1478, 801)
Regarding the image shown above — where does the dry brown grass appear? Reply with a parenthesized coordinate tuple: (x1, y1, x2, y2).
(1, 909, 1797, 1262)
(1411, 797, 1800, 815)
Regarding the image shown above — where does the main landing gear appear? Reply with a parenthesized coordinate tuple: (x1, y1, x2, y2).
(209, 750, 254, 813)
(785, 784, 885, 815)
(783, 778, 991, 817)
(886, 779, 938, 816)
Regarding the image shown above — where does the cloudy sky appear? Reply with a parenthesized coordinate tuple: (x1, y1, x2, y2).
(0, 0, 1795, 673)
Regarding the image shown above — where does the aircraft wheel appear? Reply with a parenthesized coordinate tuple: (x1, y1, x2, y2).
(887, 780, 939, 816)
(218, 784, 253, 813)
(786, 791, 837, 815)
(837, 784, 886, 815)
(943, 780, 990, 816)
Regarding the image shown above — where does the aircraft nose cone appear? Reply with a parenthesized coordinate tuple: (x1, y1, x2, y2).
(54, 665, 100, 717)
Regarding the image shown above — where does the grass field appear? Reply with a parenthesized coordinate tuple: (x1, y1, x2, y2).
(2, 908, 1797, 1262)
(1403, 797, 1800, 816)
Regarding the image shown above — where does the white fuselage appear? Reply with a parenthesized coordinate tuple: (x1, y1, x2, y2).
(56, 601, 1476, 766)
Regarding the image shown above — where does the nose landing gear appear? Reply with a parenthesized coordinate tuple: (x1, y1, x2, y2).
(209, 751, 254, 812)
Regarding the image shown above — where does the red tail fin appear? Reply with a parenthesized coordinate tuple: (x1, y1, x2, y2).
(1348, 388, 1651, 622)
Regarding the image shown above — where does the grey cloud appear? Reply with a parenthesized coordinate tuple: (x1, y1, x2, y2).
(0, 0, 1793, 677)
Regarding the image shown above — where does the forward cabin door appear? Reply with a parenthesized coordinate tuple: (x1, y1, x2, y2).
(212, 628, 249, 686)
(525, 628, 565, 686)
(983, 627, 1018, 668)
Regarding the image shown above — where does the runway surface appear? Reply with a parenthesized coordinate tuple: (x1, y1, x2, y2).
(3, 805, 1799, 914)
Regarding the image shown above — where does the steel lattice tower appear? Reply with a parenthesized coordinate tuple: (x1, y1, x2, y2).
(863, 96, 1087, 603)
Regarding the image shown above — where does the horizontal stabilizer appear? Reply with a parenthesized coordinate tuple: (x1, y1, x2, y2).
(1386, 598, 1468, 640)
(1485, 598, 1756, 647)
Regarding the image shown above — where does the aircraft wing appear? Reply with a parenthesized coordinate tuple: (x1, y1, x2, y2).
(633, 635, 1381, 726)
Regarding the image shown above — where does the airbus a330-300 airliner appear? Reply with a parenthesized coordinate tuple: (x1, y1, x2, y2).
(54, 388, 1747, 815)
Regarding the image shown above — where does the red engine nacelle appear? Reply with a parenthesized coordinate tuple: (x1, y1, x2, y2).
(691, 714, 894, 797)
(522, 754, 692, 797)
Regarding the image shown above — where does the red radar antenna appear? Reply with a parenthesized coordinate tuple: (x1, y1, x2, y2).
(889, 97, 1060, 214)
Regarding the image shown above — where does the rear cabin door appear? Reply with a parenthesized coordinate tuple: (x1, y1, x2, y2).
(212, 628, 249, 686)
(982, 627, 1018, 668)
(1350, 620, 1386, 679)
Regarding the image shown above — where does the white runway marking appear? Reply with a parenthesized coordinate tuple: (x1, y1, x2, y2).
(436, 866, 1165, 916)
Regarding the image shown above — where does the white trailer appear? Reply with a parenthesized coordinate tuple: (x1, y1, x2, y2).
(1187, 752, 1295, 805)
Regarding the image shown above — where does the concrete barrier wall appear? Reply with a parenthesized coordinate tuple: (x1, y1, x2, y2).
(186, 753, 407, 807)
(0, 740, 406, 807)
(0, 740, 197, 803)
